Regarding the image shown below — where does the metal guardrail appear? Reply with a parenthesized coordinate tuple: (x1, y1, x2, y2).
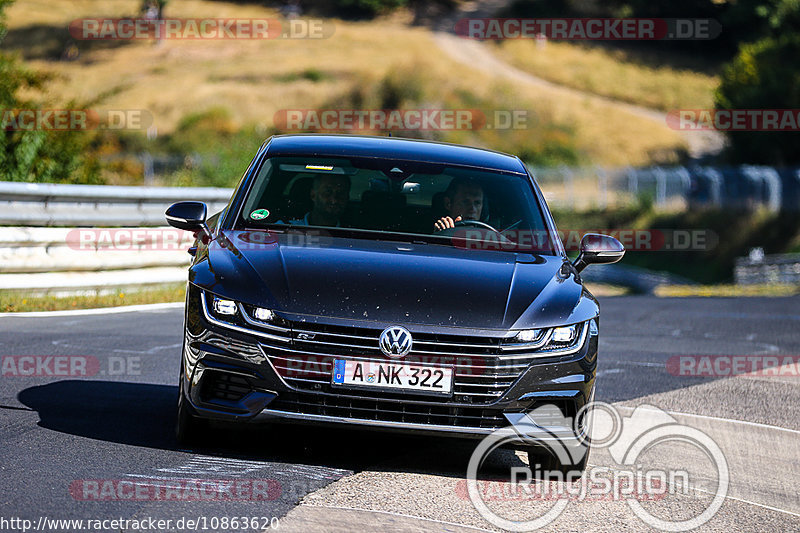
(0, 226, 194, 292)
(0, 182, 232, 291)
(0, 181, 233, 226)
(735, 251, 800, 285)
(2, 176, 794, 293)
(529, 165, 800, 211)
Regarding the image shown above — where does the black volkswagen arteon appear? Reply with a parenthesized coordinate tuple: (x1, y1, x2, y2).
(166, 134, 624, 470)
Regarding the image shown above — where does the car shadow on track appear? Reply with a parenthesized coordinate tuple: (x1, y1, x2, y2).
(18, 380, 524, 479)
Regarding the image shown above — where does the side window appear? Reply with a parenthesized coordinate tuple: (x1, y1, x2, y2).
(240, 159, 273, 220)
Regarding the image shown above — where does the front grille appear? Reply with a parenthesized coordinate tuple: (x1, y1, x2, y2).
(200, 291, 586, 408)
(268, 391, 508, 429)
(259, 320, 587, 405)
(268, 392, 574, 431)
(200, 371, 252, 403)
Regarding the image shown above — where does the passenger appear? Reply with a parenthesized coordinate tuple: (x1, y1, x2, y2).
(289, 173, 350, 227)
(434, 178, 484, 232)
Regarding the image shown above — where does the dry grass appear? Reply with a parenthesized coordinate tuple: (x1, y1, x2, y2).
(0, 283, 186, 312)
(584, 283, 631, 297)
(655, 284, 800, 298)
(491, 39, 718, 112)
(8, 0, 685, 166)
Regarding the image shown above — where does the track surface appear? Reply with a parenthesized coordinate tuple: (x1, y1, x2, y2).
(1, 296, 798, 531)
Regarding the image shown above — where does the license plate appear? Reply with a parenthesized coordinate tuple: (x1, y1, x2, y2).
(331, 359, 453, 395)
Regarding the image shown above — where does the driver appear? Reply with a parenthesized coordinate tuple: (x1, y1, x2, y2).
(434, 177, 484, 232)
(289, 173, 350, 226)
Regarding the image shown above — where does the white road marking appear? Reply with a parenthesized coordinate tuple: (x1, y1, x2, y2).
(112, 343, 182, 355)
(150, 456, 349, 481)
(597, 368, 624, 377)
(586, 460, 800, 519)
(691, 485, 800, 518)
(609, 360, 663, 368)
(295, 504, 494, 532)
(0, 302, 183, 318)
(614, 404, 800, 435)
(48, 338, 181, 355)
(753, 342, 781, 354)
(157, 457, 270, 476)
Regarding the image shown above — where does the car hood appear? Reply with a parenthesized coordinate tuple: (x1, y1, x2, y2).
(190, 230, 589, 330)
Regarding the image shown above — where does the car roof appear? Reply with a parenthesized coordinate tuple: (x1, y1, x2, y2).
(264, 134, 528, 174)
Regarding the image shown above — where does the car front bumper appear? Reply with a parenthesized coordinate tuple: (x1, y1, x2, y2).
(181, 284, 597, 446)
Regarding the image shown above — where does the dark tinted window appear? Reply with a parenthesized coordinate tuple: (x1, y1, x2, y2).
(238, 156, 555, 253)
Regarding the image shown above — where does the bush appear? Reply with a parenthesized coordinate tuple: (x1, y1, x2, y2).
(0, 0, 101, 183)
(300, 62, 583, 165)
(158, 108, 267, 188)
(715, 34, 800, 165)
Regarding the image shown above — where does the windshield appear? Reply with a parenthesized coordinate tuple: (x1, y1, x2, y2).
(236, 155, 557, 254)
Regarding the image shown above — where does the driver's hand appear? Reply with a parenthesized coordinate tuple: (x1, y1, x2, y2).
(434, 215, 462, 232)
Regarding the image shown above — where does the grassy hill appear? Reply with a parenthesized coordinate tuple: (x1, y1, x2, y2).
(6, 0, 694, 186)
(490, 39, 719, 112)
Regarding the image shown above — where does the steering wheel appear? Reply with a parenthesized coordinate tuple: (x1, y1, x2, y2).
(454, 219, 499, 232)
(436, 219, 515, 244)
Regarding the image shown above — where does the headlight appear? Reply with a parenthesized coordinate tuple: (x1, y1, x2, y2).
(253, 307, 275, 322)
(507, 322, 585, 352)
(213, 297, 237, 316)
(514, 329, 542, 343)
(205, 292, 283, 328)
(551, 324, 578, 344)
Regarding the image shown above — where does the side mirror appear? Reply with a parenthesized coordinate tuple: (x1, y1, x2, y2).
(165, 201, 212, 241)
(572, 233, 625, 273)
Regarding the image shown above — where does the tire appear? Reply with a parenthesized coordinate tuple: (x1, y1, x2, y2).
(528, 444, 589, 480)
(175, 368, 206, 445)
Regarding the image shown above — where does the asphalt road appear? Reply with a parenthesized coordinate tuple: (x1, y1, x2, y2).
(0, 296, 798, 532)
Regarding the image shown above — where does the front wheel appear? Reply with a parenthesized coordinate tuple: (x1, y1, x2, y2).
(527, 444, 589, 480)
(176, 368, 206, 445)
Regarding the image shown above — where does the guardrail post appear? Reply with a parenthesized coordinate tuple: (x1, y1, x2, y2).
(627, 166, 638, 198)
(597, 167, 607, 209)
(654, 167, 667, 207)
(560, 165, 574, 209)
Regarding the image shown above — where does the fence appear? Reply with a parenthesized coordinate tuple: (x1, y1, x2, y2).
(735, 251, 800, 285)
(530, 165, 800, 212)
(0, 181, 232, 226)
(0, 182, 232, 293)
(1, 167, 797, 293)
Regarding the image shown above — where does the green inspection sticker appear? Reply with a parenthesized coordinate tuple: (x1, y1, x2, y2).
(250, 209, 270, 220)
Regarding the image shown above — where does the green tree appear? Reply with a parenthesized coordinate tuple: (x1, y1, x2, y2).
(0, 0, 100, 182)
(715, 34, 800, 165)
